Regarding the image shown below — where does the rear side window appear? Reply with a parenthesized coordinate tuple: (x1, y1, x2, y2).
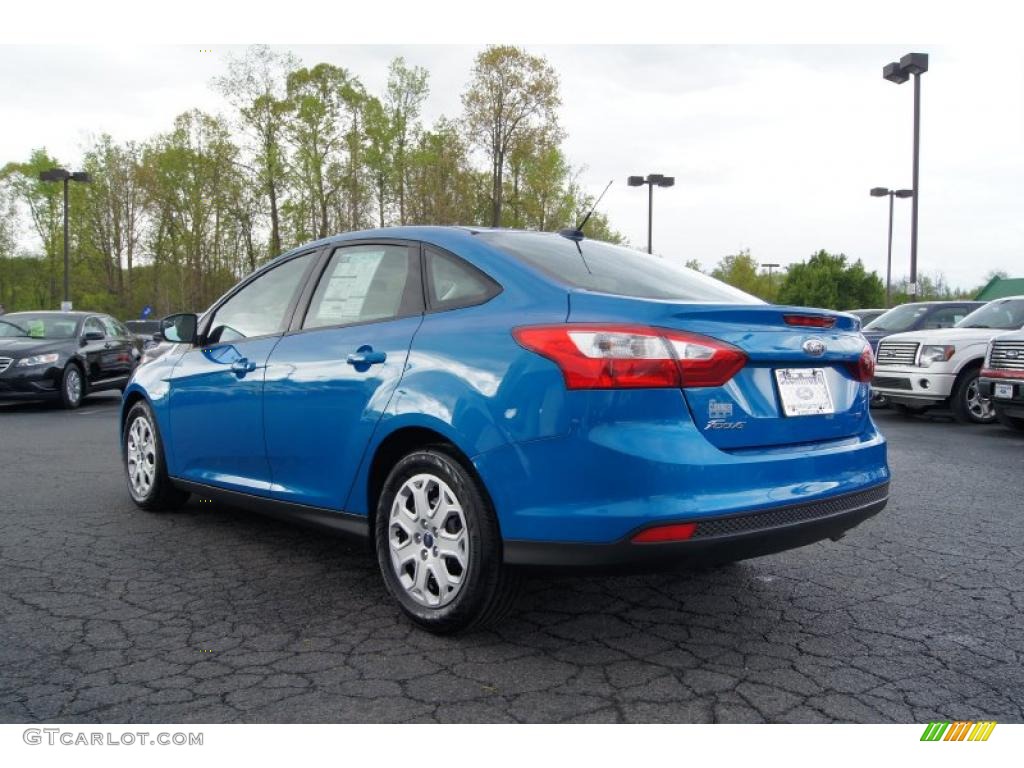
(478, 231, 761, 304)
(425, 247, 500, 311)
(303, 244, 422, 329)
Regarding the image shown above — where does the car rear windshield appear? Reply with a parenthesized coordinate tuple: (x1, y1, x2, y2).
(956, 298, 1024, 330)
(479, 231, 762, 304)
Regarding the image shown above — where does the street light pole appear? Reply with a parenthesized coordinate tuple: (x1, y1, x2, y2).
(627, 174, 675, 254)
(647, 182, 653, 254)
(39, 168, 91, 310)
(883, 52, 929, 298)
(762, 263, 780, 297)
(870, 187, 913, 306)
(62, 176, 69, 306)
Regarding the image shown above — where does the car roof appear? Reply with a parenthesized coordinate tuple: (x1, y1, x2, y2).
(268, 226, 570, 262)
(4, 310, 98, 318)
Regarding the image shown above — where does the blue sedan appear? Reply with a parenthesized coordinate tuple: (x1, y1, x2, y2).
(121, 227, 889, 632)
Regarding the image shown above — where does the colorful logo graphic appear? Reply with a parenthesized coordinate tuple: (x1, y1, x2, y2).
(920, 721, 997, 742)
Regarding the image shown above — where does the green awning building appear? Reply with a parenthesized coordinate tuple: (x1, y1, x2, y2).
(975, 276, 1024, 300)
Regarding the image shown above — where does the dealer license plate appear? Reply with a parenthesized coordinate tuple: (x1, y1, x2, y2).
(994, 382, 1014, 399)
(774, 368, 835, 417)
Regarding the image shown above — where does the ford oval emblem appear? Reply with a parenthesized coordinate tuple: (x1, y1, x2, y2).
(802, 338, 827, 357)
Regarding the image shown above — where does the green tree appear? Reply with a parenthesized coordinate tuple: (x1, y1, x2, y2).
(711, 250, 767, 298)
(405, 117, 481, 225)
(1, 149, 67, 306)
(284, 63, 354, 240)
(462, 45, 560, 227)
(777, 250, 884, 310)
(215, 45, 298, 258)
(385, 57, 429, 225)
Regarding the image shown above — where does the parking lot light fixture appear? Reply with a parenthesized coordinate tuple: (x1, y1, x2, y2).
(38, 167, 92, 309)
(870, 187, 914, 307)
(882, 52, 929, 299)
(628, 173, 676, 254)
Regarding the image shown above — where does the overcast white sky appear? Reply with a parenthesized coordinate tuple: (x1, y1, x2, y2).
(1, 44, 1021, 289)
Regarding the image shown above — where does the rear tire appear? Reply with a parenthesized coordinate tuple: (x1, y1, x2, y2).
(951, 368, 996, 424)
(374, 446, 521, 634)
(59, 363, 84, 409)
(122, 400, 190, 511)
(995, 410, 1024, 432)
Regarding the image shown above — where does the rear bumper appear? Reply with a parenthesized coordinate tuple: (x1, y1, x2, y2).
(504, 482, 889, 568)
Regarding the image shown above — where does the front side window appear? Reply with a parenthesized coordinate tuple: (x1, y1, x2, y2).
(100, 316, 122, 338)
(303, 244, 421, 330)
(922, 306, 968, 330)
(208, 253, 314, 343)
(84, 317, 106, 337)
(426, 247, 500, 310)
(479, 231, 760, 304)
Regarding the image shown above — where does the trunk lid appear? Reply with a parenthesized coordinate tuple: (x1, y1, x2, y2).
(567, 292, 871, 450)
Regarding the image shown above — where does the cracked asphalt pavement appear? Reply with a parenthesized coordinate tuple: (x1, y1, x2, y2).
(1, 392, 1022, 723)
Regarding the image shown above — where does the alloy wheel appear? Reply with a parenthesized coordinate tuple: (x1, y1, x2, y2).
(965, 379, 994, 422)
(126, 416, 157, 499)
(65, 367, 82, 405)
(388, 473, 469, 609)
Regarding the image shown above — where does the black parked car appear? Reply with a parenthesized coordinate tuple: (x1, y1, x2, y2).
(0, 311, 142, 409)
(980, 330, 1024, 432)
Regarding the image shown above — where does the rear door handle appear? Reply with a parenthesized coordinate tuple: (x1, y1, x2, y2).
(346, 346, 387, 367)
(231, 358, 257, 375)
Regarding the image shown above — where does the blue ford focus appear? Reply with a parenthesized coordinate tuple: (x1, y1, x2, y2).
(121, 227, 889, 632)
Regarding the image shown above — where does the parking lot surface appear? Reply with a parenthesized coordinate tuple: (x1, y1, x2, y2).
(1, 393, 1021, 723)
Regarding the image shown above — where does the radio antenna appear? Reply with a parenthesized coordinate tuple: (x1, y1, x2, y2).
(576, 179, 613, 232)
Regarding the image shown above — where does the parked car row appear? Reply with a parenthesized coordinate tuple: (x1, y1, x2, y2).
(865, 296, 1024, 431)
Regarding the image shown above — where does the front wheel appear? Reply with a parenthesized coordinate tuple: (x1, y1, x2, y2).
(375, 447, 521, 634)
(995, 409, 1024, 432)
(951, 369, 996, 424)
(122, 400, 190, 510)
(59, 364, 84, 409)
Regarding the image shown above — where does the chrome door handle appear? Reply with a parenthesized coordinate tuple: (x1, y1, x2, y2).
(231, 358, 257, 375)
(346, 347, 387, 366)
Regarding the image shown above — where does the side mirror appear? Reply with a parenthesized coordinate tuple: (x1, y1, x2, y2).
(83, 330, 105, 341)
(160, 313, 199, 345)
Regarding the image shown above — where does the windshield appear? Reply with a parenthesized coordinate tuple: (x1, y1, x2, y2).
(479, 231, 762, 304)
(956, 298, 1024, 330)
(0, 313, 79, 339)
(863, 304, 930, 332)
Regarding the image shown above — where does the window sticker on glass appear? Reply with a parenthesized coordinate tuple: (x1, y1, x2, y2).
(316, 250, 385, 324)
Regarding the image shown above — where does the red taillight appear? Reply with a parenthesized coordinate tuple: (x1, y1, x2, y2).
(783, 314, 836, 328)
(848, 343, 875, 383)
(631, 522, 698, 543)
(512, 325, 747, 390)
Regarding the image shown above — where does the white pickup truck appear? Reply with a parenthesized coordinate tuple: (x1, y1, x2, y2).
(870, 296, 1024, 423)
